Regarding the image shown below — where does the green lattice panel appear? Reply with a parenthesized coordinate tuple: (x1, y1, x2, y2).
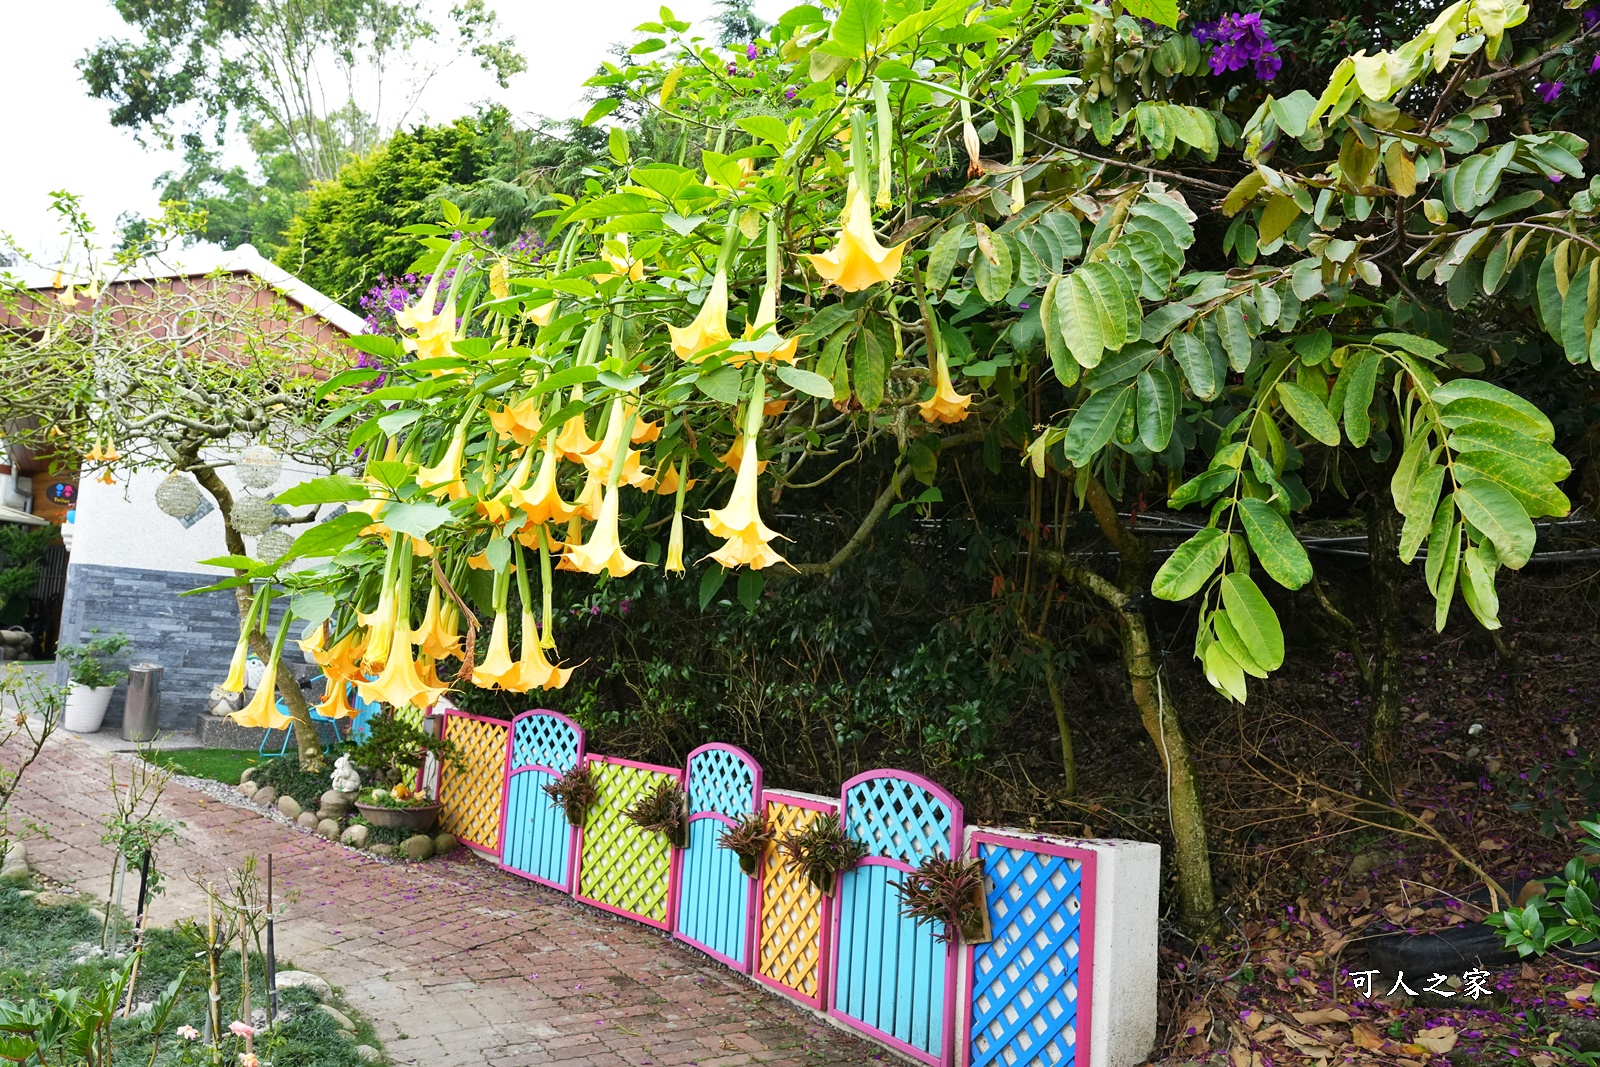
(576, 759, 678, 928)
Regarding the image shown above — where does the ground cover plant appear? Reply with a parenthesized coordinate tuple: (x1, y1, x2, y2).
(145, 749, 259, 787)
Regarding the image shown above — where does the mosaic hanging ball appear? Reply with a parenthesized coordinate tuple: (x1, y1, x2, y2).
(255, 528, 296, 562)
(230, 493, 276, 536)
(237, 444, 283, 489)
(154, 472, 201, 518)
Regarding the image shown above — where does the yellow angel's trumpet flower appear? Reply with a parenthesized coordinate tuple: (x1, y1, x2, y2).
(664, 460, 689, 576)
(509, 609, 574, 691)
(357, 540, 405, 670)
(416, 408, 476, 496)
(479, 442, 529, 525)
(395, 269, 456, 361)
(918, 347, 973, 424)
(471, 607, 519, 689)
(554, 386, 600, 460)
(803, 184, 907, 292)
(704, 375, 789, 570)
(513, 435, 579, 525)
(220, 590, 265, 694)
(572, 465, 604, 521)
(718, 434, 767, 474)
(526, 299, 558, 326)
(632, 416, 661, 444)
(732, 283, 799, 365)
(561, 481, 645, 577)
(598, 234, 646, 283)
(669, 269, 732, 362)
(415, 584, 462, 660)
(582, 399, 650, 489)
(356, 624, 447, 710)
(230, 616, 293, 729)
(315, 673, 359, 720)
(489, 394, 541, 445)
(318, 629, 366, 680)
(647, 460, 696, 496)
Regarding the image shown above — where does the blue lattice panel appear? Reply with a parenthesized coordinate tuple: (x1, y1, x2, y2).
(500, 710, 585, 891)
(831, 771, 964, 1067)
(966, 833, 1096, 1067)
(675, 744, 761, 971)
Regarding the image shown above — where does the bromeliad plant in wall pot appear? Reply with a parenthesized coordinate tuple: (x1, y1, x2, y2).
(542, 762, 598, 827)
(895, 854, 992, 945)
(718, 811, 774, 877)
(59, 629, 130, 733)
(625, 780, 689, 849)
(780, 815, 868, 897)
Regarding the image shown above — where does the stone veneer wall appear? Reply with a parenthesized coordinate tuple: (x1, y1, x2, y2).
(57, 562, 296, 731)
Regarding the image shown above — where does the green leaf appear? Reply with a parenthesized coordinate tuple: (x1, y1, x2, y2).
(1340, 349, 1382, 447)
(973, 233, 1014, 303)
(581, 97, 621, 127)
(737, 569, 765, 612)
(831, 0, 882, 56)
(1058, 272, 1106, 369)
(695, 365, 744, 404)
(1217, 303, 1253, 371)
(925, 224, 968, 292)
(1276, 382, 1342, 446)
(852, 328, 889, 410)
(1212, 608, 1267, 678)
(775, 365, 836, 399)
(291, 591, 337, 628)
(1062, 386, 1132, 463)
(1169, 330, 1217, 399)
(1453, 478, 1536, 568)
(1460, 541, 1501, 630)
(197, 554, 265, 571)
(382, 502, 458, 540)
(1136, 367, 1176, 452)
(1041, 276, 1076, 385)
(1454, 451, 1570, 519)
(1080, 262, 1131, 351)
(1152, 527, 1228, 601)
(1267, 91, 1319, 138)
(1220, 572, 1284, 671)
(1398, 463, 1446, 563)
(1434, 388, 1554, 444)
(1446, 422, 1571, 482)
(1236, 498, 1312, 590)
(881, 0, 971, 49)
(698, 566, 728, 610)
(1119, 0, 1179, 27)
(283, 512, 372, 561)
(1432, 517, 1462, 632)
(274, 475, 372, 508)
(736, 115, 790, 147)
(1204, 640, 1249, 703)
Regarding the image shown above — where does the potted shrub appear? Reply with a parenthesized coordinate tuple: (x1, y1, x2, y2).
(718, 811, 775, 876)
(58, 629, 130, 733)
(353, 781, 442, 832)
(542, 763, 598, 827)
(624, 780, 689, 849)
(894, 855, 992, 944)
(779, 815, 868, 896)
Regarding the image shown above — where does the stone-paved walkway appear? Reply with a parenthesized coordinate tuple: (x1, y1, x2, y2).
(6, 732, 879, 1067)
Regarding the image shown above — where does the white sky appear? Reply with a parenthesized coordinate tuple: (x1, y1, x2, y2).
(1, 0, 785, 262)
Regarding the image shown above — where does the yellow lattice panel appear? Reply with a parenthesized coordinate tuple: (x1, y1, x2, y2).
(576, 759, 676, 927)
(758, 798, 830, 1003)
(437, 714, 509, 853)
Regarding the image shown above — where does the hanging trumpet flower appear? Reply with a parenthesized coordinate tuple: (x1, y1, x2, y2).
(509, 541, 573, 690)
(357, 537, 403, 671)
(874, 78, 894, 211)
(582, 399, 651, 488)
(665, 460, 689, 576)
(220, 588, 266, 693)
(415, 581, 463, 660)
(489, 392, 541, 445)
(356, 540, 448, 710)
(230, 613, 293, 730)
(396, 245, 461, 360)
(417, 403, 479, 497)
(669, 269, 732, 361)
(512, 434, 579, 525)
(471, 564, 519, 689)
(918, 330, 973, 424)
(703, 373, 789, 570)
(803, 181, 908, 292)
(562, 406, 647, 577)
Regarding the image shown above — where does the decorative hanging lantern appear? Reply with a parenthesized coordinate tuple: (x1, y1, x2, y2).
(230, 493, 276, 536)
(255, 528, 296, 562)
(237, 445, 283, 489)
(155, 473, 202, 518)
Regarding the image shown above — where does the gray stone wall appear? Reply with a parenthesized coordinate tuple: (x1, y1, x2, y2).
(57, 563, 296, 730)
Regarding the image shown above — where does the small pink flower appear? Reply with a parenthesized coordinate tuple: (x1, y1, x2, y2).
(239, 1054, 259, 1067)
(176, 1025, 201, 1040)
(229, 1021, 256, 1038)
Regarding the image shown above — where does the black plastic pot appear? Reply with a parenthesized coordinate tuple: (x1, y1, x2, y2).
(1362, 924, 1520, 975)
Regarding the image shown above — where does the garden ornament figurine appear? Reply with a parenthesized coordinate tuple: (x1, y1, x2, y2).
(331, 753, 361, 794)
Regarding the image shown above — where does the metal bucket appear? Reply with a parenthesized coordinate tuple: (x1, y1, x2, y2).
(121, 663, 164, 742)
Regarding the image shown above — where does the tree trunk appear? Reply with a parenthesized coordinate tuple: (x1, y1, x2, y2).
(1362, 462, 1407, 800)
(1038, 644, 1077, 797)
(192, 466, 325, 770)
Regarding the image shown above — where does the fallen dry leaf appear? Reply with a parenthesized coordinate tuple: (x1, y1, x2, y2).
(1292, 1008, 1351, 1025)
(1479, 837, 1509, 850)
(1182, 1008, 1212, 1037)
(1414, 1025, 1458, 1053)
(1351, 1022, 1385, 1051)
(1229, 1047, 1251, 1067)
(1566, 982, 1594, 1003)
(1240, 1010, 1265, 1033)
(1531, 1055, 1555, 1067)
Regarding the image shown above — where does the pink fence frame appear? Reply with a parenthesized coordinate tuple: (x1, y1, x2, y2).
(497, 708, 586, 892)
(754, 789, 837, 1010)
(830, 769, 965, 1067)
(573, 753, 683, 931)
(674, 742, 764, 972)
(435, 708, 513, 857)
(962, 831, 1097, 1067)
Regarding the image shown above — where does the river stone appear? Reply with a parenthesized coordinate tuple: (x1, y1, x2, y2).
(0, 842, 29, 885)
(276, 796, 302, 821)
(369, 844, 396, 859)
(401, 835, 434, 862)
(298, 812, 319, 829)
(316, 819, 341, 841)
(240, 767, 258, 786)
(34, 890, 76, 907)
(433, 833, 457, 855)
(318, 1004, 356, 1031)
(251, 786, 278, 807)
(274, 971, 331, 1000)
(354, 1045, 381, 1064)
(340, 824, 370, 849)
(318, 789, 357, 821)
(236, 781, 258, 798)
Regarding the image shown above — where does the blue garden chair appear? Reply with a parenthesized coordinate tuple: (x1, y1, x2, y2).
(257, 674, 367, 758)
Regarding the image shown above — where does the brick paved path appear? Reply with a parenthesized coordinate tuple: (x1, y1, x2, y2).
(6, 733, 878, 1067)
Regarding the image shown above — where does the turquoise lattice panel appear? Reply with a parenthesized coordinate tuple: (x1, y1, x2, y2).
(970, 841, 1089, 1067)
(686, 746, 757, 819)
(575, 759, 677, 928)
(511, 711, 581, 772)
(845, 776, 954, 866)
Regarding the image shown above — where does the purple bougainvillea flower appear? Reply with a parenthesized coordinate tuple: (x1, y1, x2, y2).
(1538, 81, 1564, 103)
(726, 62, 738, 76)
(1591, 53, 1600, 73)
(785, 87, 797, 99)
(746, 42, 758, 60)
(1192, 11, 1281, 82)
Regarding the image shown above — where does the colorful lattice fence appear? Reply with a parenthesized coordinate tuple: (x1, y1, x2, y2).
(675, 743, 762, 971)
(832, 770, 965, 1067)
(755, 790, 836, 1009)
(436, 710, 510, 857)
(574, 755, 680, 929)
(499, 709, 585, 891)
(965, 831, 1096, 1067)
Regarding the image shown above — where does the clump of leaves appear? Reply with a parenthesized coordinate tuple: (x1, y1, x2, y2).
(625, 780, 687, 848)
(1489, 817, 1600, 957)
(780, 815, 867, 896)
(353, 709, 460, 787)
(893, 854, 990, 945)
(718, 811, 774, 876)
(542, 763, 598, 826)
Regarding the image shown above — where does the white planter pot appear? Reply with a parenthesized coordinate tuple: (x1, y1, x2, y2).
(63, 683, 115, 733)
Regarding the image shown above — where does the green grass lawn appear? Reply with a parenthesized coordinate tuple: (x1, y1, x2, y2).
(145, 748, 258, 786)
